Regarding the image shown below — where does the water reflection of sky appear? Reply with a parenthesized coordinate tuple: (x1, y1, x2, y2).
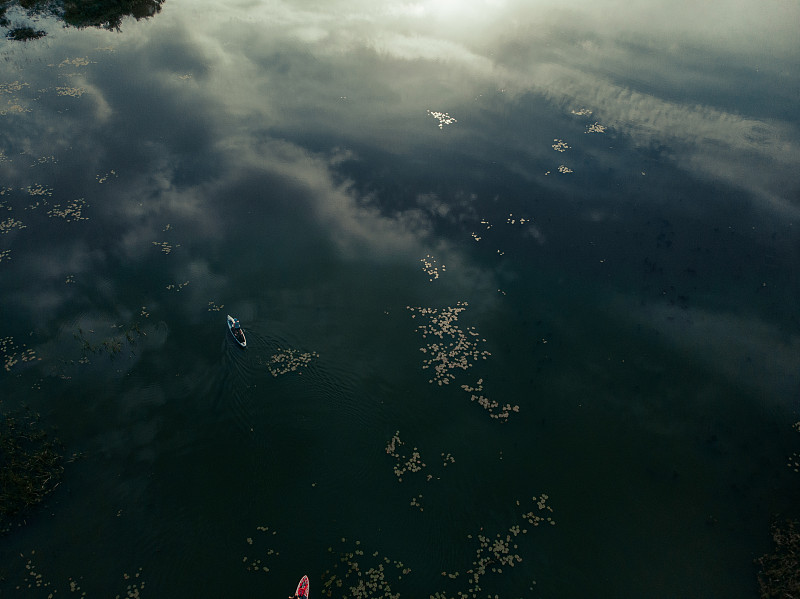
(1, 0, 800, 596)
(5, 0, 797, 374)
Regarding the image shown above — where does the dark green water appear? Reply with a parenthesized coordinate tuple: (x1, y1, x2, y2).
(1, 1, 799, 597)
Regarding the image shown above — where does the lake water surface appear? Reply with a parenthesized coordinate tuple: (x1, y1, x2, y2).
(1, 1, 799, 597)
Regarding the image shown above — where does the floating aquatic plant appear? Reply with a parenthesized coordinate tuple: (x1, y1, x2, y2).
(1, 336, 37, 372)
(789, 421, 800, 473)
(152, 240, 177, 254)
(321, 538, 409, 599)
(24, 184, 53, 197)
(407, 302, 490, 386)
(427, 110, 457, 129)
(432, 495, 556, 598)
(47, 197, 88, 221)
(0, 217, 26, 234)
(420, 254, 445, 282)
(461, 378, 520, 422)
(243, 525, 279, 574)
(55, 85, 86, 97)
(263, 348, 319, 377)
(96, 170, 117, 183)
(0, 81, 29, 94)
(58, 57, 93, 68)
(13, 551, 145, 596)
(385, 430, 426, 482)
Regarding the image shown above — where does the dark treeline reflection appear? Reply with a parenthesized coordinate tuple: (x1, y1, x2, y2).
(1, 0, 164, 39)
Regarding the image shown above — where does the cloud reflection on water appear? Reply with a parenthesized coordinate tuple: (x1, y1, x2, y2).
(1, 0, 797, 355)
(617, 294, 800, 402)
(180, 0, 800, 216)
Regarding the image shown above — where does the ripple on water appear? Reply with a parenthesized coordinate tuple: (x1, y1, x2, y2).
(219, 331, 261, 435)
(217, 321, 322, 435)
(129, 503, 207, 593)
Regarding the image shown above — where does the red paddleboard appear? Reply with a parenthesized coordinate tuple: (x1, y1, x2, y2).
(295, 575, 310, 598)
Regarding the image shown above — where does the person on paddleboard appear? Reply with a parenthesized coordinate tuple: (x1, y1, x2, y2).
(232, 320, 244, 342)
(292, 575, 310, 599)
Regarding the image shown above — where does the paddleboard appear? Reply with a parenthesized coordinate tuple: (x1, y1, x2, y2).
(227, 314, 246, 348)
(295, 574, 310, 598)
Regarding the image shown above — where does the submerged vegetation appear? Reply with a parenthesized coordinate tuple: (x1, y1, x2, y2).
(1, 0, 164, 38)
(756, 519, 800, 599)
(73, 319, 146, 358)
(0, 405, 63, 535)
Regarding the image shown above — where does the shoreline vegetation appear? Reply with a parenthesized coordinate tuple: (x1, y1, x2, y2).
(1, 0, 164, 40)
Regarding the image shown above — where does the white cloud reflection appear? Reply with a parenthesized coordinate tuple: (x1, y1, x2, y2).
(618, 295, 800, 402)
(181, 0, 800, 215)
(222, 135, 436, 261)
(2, 0, 797, 380)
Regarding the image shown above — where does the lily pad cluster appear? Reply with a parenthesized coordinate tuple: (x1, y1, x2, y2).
(407, 303, 491, 386)
(263, 348, 319, 377)
(242, 525, 279, 575)
(432, 495, 556, 598)
(321, 538, 409, 599)
(13, 550, 145, 596)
